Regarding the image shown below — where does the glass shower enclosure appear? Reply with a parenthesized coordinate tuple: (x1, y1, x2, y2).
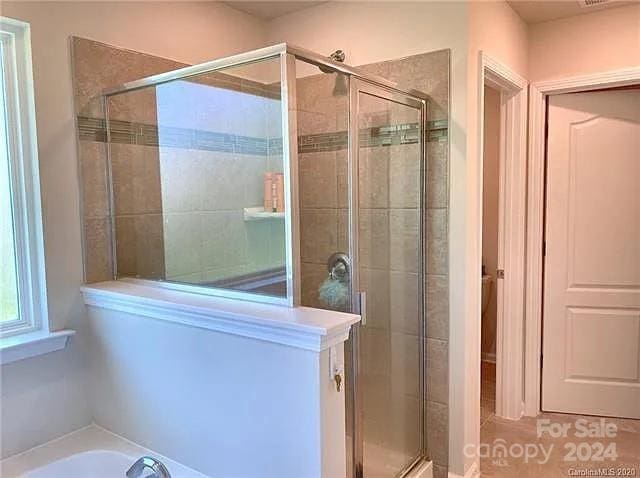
(101, 44, 428, 478)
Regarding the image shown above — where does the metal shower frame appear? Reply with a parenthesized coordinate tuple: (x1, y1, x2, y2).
(102, 43, 429, 478)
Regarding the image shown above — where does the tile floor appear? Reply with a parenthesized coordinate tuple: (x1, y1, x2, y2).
(479, 361, 640, 477)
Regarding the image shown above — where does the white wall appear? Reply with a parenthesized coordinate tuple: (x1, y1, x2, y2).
(462, 2, 528, 475)
(529, 3, 640, 82)
(0, 1, 267, 458)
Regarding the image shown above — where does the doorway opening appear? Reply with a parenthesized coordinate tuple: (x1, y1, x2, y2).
(477, 53, 528, 430)
(481, 84, 501, 425)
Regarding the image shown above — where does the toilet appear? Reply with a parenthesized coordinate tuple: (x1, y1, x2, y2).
(481, 274, 493, 318)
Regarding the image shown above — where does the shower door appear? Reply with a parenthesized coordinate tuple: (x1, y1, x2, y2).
(349, 79, 426, 478)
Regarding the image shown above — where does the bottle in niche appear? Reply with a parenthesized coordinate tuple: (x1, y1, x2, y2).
(271, 177, 278, 212)
(275, 173, 284, 213)
(264, 172, 274, 212)
(264, 172, 285, 213)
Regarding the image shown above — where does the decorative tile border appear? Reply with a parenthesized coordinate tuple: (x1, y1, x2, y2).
(77, 115, 448, 155)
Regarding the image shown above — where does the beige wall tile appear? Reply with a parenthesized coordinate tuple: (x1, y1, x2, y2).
(301, 262, 327, 308)
(296, 109, 335, 137)
(359, 146, 389, 209)
(336, 149, 349, 209)
(426, 274, 449, 340)
(296, 72, 346, 125)
(200, 211, 248, 270)
(163, 213, 202, 277)
(426, 400, 449, 466)
(110, 143, 162, 215)
(115, 214, 165, 279)
(358, 209, 390, 270)
(299, 151, 338, 209)
(390, 209, 420, 273)
(337, 208, 349, 253)
(389, 144, 421, 209)
(426, 208, 448, 275)
(359, 268, 391, 330)
(158, 147, 202, 213)
(389, 271, 421, 336)
(300, 209, 338, 264)
(426, 338, 448, 404)
(427, 142, 448, 209)
(387, 394, 422, 461)
(79, 141, 109, 218)
(386, 51, 450, 122)
(242, 153, 269, 209)
(83, 217, 112, 283)
(390, 332, 421, 399)
(107, 87, 158, 124)
(72, 37, 184, 118)
(432, 464, 447, 478)
(361, 326, 391, 378)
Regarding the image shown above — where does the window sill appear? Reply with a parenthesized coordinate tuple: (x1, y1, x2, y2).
(0, 330, 75, 365)
(81, 279, 360, 352)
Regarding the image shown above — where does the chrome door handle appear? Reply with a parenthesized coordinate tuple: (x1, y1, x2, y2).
(358, 291, 367, 326)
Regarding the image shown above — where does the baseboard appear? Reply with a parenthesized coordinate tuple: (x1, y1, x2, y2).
(481, 353, 496, 363)
(448, 461, 479, 478)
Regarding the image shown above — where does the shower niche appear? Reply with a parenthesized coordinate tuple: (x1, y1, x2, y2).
(100, 44, 428, 478)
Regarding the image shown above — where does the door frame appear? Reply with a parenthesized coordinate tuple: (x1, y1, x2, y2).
(478, 52, 528, 421)
(348, 77, 428, 478)
(524, 66, 640, 417)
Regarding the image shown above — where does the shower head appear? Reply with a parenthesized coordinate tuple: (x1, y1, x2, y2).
(318, 49, 345, 73)
(329, 50, 345, 63)
(318, 50, 348, 97)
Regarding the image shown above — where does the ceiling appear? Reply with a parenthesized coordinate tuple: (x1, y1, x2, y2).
(224, 1, 326, 20)
(507, 0, 637, 24)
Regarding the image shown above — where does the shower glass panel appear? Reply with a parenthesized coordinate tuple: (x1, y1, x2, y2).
(294, 58, 351, 312)
(105, 56, 288, 300)
(352, 81, 425, 478)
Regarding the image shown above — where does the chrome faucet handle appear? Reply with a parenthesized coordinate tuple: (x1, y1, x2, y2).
(126, 456, 172, 478)
(327, 252, 350, 281)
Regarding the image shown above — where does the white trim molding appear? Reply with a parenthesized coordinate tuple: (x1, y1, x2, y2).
(0, 17, 49, 337)
(525, 66, 640, 417)
(479, 52, 528, 422)
(81, 279, 360, 352)
(0, 330, 75, 365)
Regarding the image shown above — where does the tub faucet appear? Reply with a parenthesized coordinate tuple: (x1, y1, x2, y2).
(126, 456, 171, 478)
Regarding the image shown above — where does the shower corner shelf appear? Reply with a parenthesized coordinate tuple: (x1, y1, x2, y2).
(243, 207, 285, 221)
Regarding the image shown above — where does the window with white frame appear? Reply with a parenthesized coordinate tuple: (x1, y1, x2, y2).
(0, 17, 48, 337)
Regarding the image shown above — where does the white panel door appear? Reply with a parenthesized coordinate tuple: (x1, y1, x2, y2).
(542, 89, 640, 419)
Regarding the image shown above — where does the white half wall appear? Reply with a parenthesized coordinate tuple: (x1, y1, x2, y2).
(86, 305, 346, 478)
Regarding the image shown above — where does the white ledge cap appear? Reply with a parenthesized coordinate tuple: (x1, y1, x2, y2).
(0, 330, 75, 365)
(81, 280, 360, 352)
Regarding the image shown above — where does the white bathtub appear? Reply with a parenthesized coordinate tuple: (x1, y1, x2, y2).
(22, 450, 135, 478)
(1, 425, 208, 478)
